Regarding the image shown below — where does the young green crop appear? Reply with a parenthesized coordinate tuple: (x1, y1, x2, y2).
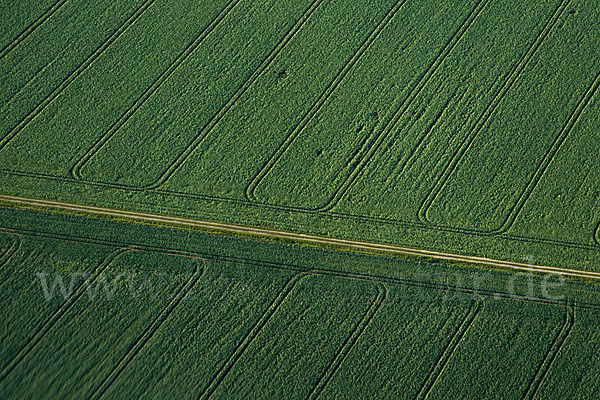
(0, 234, 112, 371)
(0, 0, 148, 147)
(0, 0, 598, 282)
(424, 0, 600, 232)
(2, 216, 599, 399)
(0, 0, 233, 176)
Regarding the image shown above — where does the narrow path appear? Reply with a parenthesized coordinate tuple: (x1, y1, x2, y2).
(1, 194, 599, 281)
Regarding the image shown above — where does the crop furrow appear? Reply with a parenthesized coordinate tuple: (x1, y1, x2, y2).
(521, 303, 575, 400)
(145, 0, 328, 189)
(306, 283, 387, 400)
(0, 248, 128, 381)
(197, 272, 310, 400)
(0, 0, 68, 61)
(417, 0, 574, 224)
(398, 85, 469, 177)
(0, 0, 156, 151)
(314, 0, 492, 212)
(245, 0, 410, 202)
(414, 301, 481, 400)
(0, 235, 20, 271)
(495, 71, 600, 233)
(89, 263, 204, 400)
(70, 0, 243, 180)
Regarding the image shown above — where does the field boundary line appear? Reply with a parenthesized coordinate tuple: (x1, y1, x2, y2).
(417, 0, 574, 225)
(245, 0, 409, 202)
(307, 283, 387, 400)
(494, 71, 600, 234)
(2, 194, 600, 281)
(2, 222, 600, 310)
(198, 272, 310, 400)
(0, 234, 20, 271)
(425, 66, 600, 234)
(70, 0, 242, 180)
(144, 0, 327, 189)
(90, 262, 205, 400)
(414, 301, 481, 400)
(396, 0, 570, 193)
(309, 0, 492, 212)
(2, 167, 599, 252)
(0, 0, 68, 61)
(0, 2, 596, 253)
(521, 301, 575, 400)
(0, 0, 156, 151)
(0, 248, 128, 382)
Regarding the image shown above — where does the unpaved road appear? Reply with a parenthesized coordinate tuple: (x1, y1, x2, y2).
(1, 193, 599, 281)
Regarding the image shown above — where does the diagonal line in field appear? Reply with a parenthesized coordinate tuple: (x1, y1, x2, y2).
(408, 0, 573, 198)
(0, 248, 128, 382)
(89, 262, 205, 400)
(145, 0, 328, 189)
(521, 302, 575, 400)
(414, 301, 481, 400)
(313, 0, 493, 212)
(245, 0, 410, 202)
(0, 0, 69, 61)
(0, 0, 156, 151)
(70, 0, 243, 180)
(306, 283, 387, 400)
(0, 235, 20, 271)
(417, 0, 575, 225)
(197, 272, 310, 400)
(492, 71, 600, 234)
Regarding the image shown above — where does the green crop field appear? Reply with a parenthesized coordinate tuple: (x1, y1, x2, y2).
(1, 0, 599, 397)
(0, 0, 599, 271)
(1, 207, 600, 398)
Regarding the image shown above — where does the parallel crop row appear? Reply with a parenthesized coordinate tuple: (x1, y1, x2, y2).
(0, 222, 594, 398)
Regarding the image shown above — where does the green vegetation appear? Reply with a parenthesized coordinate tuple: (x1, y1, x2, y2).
(1, 206, 599, 398)
(1, 0, 599, 397)
(423, 0, 600, 232)
(206, 275, 379, 399)
(0, 234, 112, 371)
(101, 261, 293, 399)
(0, 0, 598, 272)
(534, 308, 600, 399)
(424, 300, 566, 399)
(160, 0, 468, 197)
(318, 288, 473, 399)
(509, 92, 600, 246)
(80, 0, 359, 187)
(0, 0, 149, 143)
(0, 1, 57, 52)
(253, 0, 560, 210)
(1, 248, 198, 399)
(319, 293, 568, 400)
